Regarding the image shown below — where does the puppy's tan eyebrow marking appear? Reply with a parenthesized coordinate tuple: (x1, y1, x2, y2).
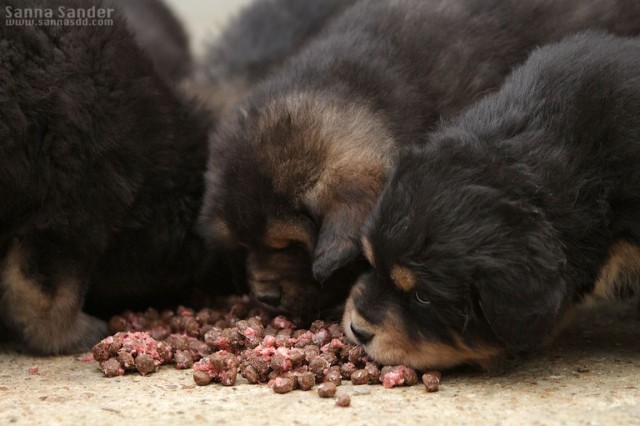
(390, 265, 416, 292)
(361, 236, 375, 267)
(264, 219, 313, 251)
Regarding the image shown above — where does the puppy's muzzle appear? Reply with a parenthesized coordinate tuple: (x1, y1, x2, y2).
(254, 289, 281, 307)
(350, 323, 374, 344)
(250, 277, 282, 307)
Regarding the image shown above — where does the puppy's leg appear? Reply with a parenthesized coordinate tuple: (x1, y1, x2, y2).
(593, 241, 640, 302)
(0, 241, 106, 354)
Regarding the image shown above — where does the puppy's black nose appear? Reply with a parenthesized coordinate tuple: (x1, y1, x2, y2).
(350, 323, 374, 344)
(255, 291, 281, 307)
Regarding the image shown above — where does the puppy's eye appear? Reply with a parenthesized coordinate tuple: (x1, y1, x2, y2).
(414, 290, 431, 306)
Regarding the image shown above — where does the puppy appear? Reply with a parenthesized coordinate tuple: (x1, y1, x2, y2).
(0, 0, 224, 354)
(344, 31, 640, 370)
(187, 0, 354, 117)
(115, 0, 193, 84)
(200, 0, 640, 322)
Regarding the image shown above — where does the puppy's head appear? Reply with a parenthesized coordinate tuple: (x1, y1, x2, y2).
(343, 142, 568, 369)
(199, 92, 394, 320)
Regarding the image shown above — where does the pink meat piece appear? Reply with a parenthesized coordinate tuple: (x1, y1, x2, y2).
(242, 327, 259, 338)
(312, 329, 329, 346)
(381, 366, 407, 388)
(291, 330, 313, 347)
(193, 351, 239, 386)
(262, 335, 276, 348)
(321, 338, 345, 354)
(78, 353, 96, 363)
(271, 316, 294, 330)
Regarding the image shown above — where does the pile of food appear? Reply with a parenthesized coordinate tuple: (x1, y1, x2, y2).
(91, 296, 441, 400)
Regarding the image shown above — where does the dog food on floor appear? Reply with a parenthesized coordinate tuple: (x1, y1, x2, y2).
(90, 296, 442, 399)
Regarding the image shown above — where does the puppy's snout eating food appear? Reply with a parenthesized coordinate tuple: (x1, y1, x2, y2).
(350, 324, 374, 345)
(255, 291, 282, 308)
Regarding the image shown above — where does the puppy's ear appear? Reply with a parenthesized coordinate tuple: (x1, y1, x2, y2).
(473, 199, 567, 352)
(312, 203, 363, 283)
(475, 276, 564, 352)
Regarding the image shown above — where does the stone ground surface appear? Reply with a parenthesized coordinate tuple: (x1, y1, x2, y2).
(1, 302, 639, 425)
(1, 3, 639, 425)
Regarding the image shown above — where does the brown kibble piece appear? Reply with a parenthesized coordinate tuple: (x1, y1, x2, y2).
(242, 365, 260, 384)
(309, 356, 329, 380)
(320, 352, 338, 366)
(364, 363, 380, 383)
(340, 362, 357, 380)
(174, 350, 194, 369)
(304, 345, 320, 362)
(193, 370, 212, 386)
(403, 367, 419, 386)
(350, 369, 370, 385)
(108, 316, 128, 334)
(116, 350, 135, 370)
(100, 358, 124, 377)
(91, 341, 111, 363)
(134, 354, 157, 376)
(271, 377, 295, 394)
(297, 372, 316, 391)
(317, 382, 337, 398)
(289, 348, 305, 366)
(335, 394, 351, 407)
(348, 346, 365, 365)
(310, 320, 326, 332)
(324, 369, 342, 386)
(422, 370, 441, 392)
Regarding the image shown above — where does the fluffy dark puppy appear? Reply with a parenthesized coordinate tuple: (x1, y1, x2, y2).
(187, 0, 354, 117)
(0, 0, 223, 354)
(115, 0, 192, 84)
(344, 31, 640, 370)
(200, 0, 640, 322)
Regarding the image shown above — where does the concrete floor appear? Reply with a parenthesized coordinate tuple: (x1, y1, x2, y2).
(2, 3, 639, 425)
(1, 301, 639, 425)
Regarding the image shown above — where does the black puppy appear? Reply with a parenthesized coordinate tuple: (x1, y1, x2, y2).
(187, 0, 354, 117)
(344, 32, 640, 370)
(200, 0, 640, 322)
(0, 0, 223, 354)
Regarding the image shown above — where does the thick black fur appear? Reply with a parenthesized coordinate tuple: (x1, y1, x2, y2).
(189, 0, 354, 118)
(0, 0, 230, 353)
(201, 0, 640, 321)
(202, 0, 354, 88)
(356, 32, 640, 360)
(115, 0, 192, 84)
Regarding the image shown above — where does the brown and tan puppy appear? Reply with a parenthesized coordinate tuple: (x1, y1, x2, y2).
(199, 0, 640, 322)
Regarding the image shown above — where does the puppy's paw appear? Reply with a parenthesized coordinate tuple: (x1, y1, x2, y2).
(60, 313, 109, 354)
(20, 312, 108, 355)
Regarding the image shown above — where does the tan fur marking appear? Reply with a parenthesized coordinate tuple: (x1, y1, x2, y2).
(343, 286, 500, 370)
(592, 241, 640, 300)
(264, 219, 313, 252)
(390, 265, 416, 292)
(0, 242, 104, 354)
(361, 237, 375, 267)
(210, 216, 234, 245)
(255, 93, 395, 212)
(302, 95, 396, 214)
